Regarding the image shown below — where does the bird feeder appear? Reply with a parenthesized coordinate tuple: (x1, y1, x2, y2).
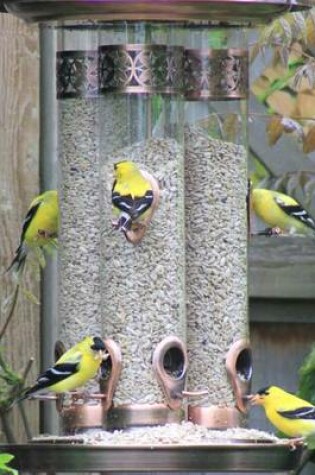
(0, 0, 312, 472)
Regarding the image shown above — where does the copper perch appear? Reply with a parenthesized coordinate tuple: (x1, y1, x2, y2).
(100, 338, 122, 411)
(226, 339, 252, 414)
(182, 390, 209, 399)
(152, 336, 188, 410)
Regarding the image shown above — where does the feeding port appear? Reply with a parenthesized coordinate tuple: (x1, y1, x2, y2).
(0, 0, 312, 473)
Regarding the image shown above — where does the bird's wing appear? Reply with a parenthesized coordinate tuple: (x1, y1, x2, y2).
(22, 361, 81, 397)
(57, 349, 83, 365)
(36, 362, 80, 388)
(275, 197, 315, 231)
(112, 190, 153, 219)
(20, 201, 42, 242)
(278, 406, 315, 420)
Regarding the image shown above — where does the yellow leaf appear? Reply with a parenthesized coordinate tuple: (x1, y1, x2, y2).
(289, 42, 303, 62)
(20, 287, 40, 305)
(266, 90, 296, 116)
(251, 76, 271, 98)
(263, 63, 288, 83)
(306, 17, 315, 46)
(303, 127, 315, 153)
(295, 91, 315, 119)
(266, 116, 284, 145)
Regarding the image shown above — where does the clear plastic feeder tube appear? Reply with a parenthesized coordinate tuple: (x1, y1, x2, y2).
(99, 23, 186, 425)
(184, 26, 251, 426)
(56, 23, 102, 348)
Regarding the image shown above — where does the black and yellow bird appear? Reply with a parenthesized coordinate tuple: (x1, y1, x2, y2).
(251, 188, 315, 236)
(20, 336, 107, 400)
(7, 190, 59, 277)
(112, 161, 154, 234)
(250, 385, 315, 438)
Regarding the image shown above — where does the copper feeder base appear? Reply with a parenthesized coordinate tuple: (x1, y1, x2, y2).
(188, 405, 241, 429)
(61, 401, 104, 434)
(105, 403, 184, 430)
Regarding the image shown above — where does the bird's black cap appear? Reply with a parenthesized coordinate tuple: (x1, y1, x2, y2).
(257, 386, 271, 395)
(90, 337, 106, 351)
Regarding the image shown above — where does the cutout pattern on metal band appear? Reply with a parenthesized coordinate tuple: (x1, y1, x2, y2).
(184, 48, 248, 100)
(99, 45, 184, 95)
(57, 51, 99, 99)
(56, 47, 247, 99)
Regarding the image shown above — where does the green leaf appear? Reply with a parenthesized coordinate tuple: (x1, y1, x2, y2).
(0, 453, 18, 475)
(20, 287, 40, 306)
(0, 454, 14, 464)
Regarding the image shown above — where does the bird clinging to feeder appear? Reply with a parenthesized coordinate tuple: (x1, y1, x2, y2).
(112, 160, 159, 243)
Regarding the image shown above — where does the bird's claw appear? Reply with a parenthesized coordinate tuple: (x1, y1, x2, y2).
(111, 220, 120, 230)
(288, 437, 305, 451)
(257, 226, 282, 236)
(68, 390, 91, 404)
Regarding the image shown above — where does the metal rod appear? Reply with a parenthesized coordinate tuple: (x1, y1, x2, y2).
(39, 23, 58, 436)
(182, 390, 209, 398)
(27, 392, 107, 401)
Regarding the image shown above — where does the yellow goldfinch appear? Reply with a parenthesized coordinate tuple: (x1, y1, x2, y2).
(112, 161, 154, 234)
(251, 188, 315, 236)
(7, 190, 59, 276)
(20, 336, 107, 399)
(250, 385, 315, 437)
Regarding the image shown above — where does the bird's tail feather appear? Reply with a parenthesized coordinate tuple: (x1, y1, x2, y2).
(6, 244, 27, 277)
(16, 384, 39, 403)
(118, 213, 132, 233)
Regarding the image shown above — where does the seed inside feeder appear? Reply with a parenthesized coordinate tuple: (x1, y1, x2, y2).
(184, 125, 248, 408)
(100, 135, 186, 407)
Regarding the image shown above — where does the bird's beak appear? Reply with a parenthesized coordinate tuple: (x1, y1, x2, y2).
(101, 351, 109, 360)
(247, 394, 262, 406)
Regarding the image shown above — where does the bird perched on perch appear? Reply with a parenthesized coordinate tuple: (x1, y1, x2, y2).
(7, 189, 59, 278)
(251, 188, 315, 236)
(112, 161, 154, 235)
(20, 336, 107, 400)
(249, 385, 315, 438)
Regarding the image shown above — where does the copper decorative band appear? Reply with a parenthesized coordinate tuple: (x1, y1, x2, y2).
(184, 48, 248, 100)
(99, 44, 184, 95)
(56, 50, 99, 99)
